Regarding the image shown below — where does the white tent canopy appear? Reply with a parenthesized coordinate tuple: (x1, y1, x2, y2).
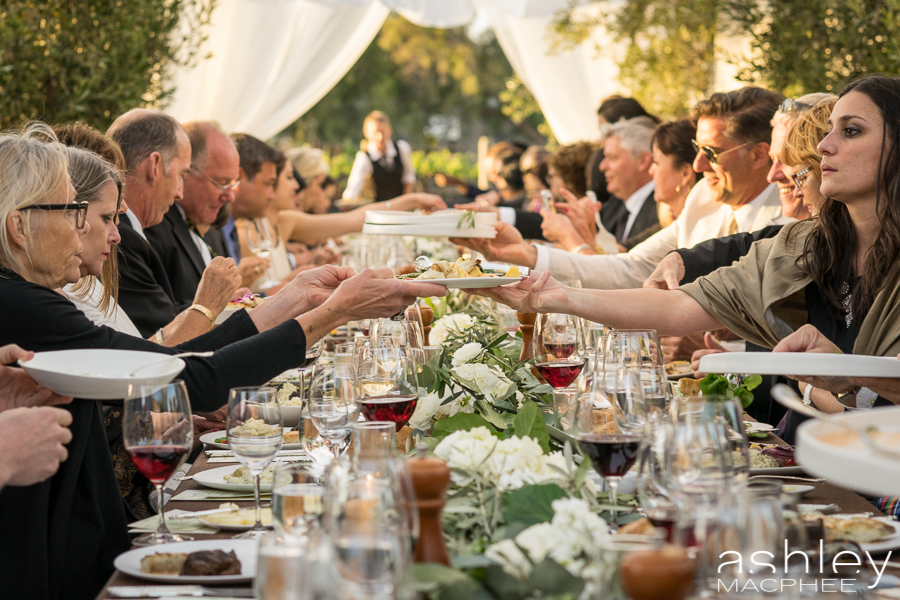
(166, 0, 737, 144)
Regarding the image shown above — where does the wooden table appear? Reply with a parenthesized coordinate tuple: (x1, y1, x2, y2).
(96, 445, 892, 599)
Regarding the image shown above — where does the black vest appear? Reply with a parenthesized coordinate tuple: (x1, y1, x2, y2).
(370, 140, 406, 201)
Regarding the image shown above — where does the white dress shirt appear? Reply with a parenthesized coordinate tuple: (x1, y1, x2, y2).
(64, 279, 141, 338)
(342, 139, 416, 199)
(175, 203, 212, 266)
(532, 181, 791, 289)
(620, 181, 655, 241)
(124, 208, 147, 241)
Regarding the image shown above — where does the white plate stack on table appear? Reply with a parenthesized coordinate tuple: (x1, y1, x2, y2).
(362, 209, 498, 238)
(698, 352, 900, 378)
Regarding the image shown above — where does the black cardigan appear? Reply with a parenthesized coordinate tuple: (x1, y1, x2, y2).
(0, 270, 308, 600)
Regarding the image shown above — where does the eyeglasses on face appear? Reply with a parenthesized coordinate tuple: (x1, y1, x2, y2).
(191, 167, 241, 193)
(779, 98, 813, 115)
(789, 166, 813, 189)
(691, 140, 751, 165)
(21, 201, 89, 229)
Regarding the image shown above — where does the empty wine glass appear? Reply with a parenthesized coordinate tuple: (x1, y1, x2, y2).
(308, 364, 360, 459)
(227, 386, 283, 539)
(245, 217, 280, 289)
(124, 380, 194, 546)
(670, 395, 750, 484)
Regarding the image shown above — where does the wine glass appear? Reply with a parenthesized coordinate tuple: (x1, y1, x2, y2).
(638, 364, 673, 424)
(636, 426, 679, 542)
(606, 366, 652, 435)
(308, 364, 360, 459)
(299, 410, 334, 466)
(123, 380, 194, 546)
(670, 395, 750, 484)
(358, 346, 420, 431)
(272, 462, 324, 537)
(245, 217, 280, 289)
(227, 386, 283, 539)
(573, 394, 643, 522)
(534, 313, 586, 418)
(603, 329, 664, 370)
(493, 303, 520, 336)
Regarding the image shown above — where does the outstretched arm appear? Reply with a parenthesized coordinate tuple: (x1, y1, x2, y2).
(467, 271, 722, 337)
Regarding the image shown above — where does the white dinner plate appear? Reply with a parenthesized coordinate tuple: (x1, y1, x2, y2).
(198, 508, 274, 532)
(114, 539, 258, 584)
(699, 352, 900, 377)
(193, 465, 273, 493)
(364, 209, 497, 227)
(19, 349, 184, 400)
(745, 421, 778, 434)
(419, 276, 525, 289)
(779, 484, 815, 496)
(797, 406, 900, 496)
(362, 223, 497, 238)
(199, 430, 303, 451)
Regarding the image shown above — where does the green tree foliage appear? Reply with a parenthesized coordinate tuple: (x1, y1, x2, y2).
(722, 0, 900, 95)
(551, 0, 718, 119)
(286, 13, 549, 152)
(0, 0, 215, 131)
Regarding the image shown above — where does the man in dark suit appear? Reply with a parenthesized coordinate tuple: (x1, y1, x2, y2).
(108, 110, 241, 339)
(145, 122, 263, 308)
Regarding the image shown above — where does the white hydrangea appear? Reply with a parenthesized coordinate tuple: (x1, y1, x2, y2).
(451, 363, 515, 403)
(430, 313, 475, 345)
(433, 427, 570, 491)
(451, 342, 483, 366)
(485, 497, 609, 590)
(408, 391, 442, 431)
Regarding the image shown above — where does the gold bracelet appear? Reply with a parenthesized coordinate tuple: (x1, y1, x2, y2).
(155, 328, 165, 344)
(188, 303, 215, 327)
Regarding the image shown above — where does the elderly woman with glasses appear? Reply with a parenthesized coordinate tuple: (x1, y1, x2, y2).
(0, 123, 446, 600)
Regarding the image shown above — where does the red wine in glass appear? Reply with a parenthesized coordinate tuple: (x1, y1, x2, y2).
(361, 394, 418, 430)
(543, 341, 576, 360)
(646, 513, 678, 543)
(536, 361, 584, 388)
(129, 445, 189, 485)
(577, 433, 642, 477)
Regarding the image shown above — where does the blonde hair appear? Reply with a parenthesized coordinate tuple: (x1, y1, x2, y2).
(63, 146, 123, 315)
(771, 92, 839, 129)
(780, 100, 836, 180)
(286, 146, 328, 181)
(0, 122, 69, 273)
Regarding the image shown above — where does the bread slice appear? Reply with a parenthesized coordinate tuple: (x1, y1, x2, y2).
(283, 431, 299, 444)
(140, 553, 188, 574)
(678, 378, 702, 396)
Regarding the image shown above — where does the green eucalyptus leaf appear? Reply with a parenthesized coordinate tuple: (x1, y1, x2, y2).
(501, 483, 568, 526)
(527, 558, 585, 596)
(432, 413, 497, 439)
(482, 565, 531, 599)
(478, 399, 516, 430)
(513, 402, 550, 452)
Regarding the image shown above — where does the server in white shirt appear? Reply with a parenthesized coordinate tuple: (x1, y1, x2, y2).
(343, 111, 416, 202)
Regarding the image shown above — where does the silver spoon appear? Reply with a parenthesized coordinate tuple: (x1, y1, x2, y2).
(129, 351, 214, 376)
(771, 384, 900, 461)
(414, 255, 433, 272)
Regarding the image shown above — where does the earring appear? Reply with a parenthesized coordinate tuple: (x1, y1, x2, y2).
(675, 185, 682, 194)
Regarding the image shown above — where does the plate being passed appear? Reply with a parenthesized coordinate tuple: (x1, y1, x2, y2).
(192, 465, 273, 493)
(199, 430, 303, 451)
(19, 349, 184, 400)
(699, 352, 900, 378)
(113, 539, 258, 584)
(422, 276, 525, 289)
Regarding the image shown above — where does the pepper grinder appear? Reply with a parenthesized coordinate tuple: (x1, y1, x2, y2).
(407, 452, 451, 565)
(517, 312, 537, 363)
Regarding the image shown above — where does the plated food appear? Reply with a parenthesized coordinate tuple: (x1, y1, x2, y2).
(199, 429, 303, 450)
(748, 443, 803, 475)
(665, 361, 693, 378)
(804, 514, 898, 545)
(192, 465, 275, 493)
(200, 507, 274, 531)
(398, 257, 524, 288)
(115, 540, 258, 583)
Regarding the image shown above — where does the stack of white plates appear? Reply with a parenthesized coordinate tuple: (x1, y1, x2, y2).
(361, 210, 497, 238)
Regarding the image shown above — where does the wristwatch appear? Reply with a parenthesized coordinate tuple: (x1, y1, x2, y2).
(834, 385, 861, 408)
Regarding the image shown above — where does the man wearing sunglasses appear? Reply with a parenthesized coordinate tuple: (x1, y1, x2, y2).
(145, 122, 266, 310)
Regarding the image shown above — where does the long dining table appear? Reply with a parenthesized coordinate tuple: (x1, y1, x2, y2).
(95, 430, 896, 599)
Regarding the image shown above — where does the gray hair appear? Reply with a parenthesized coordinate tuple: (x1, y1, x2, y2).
(0, 122, 69, 273)
(107, 110, 184, 174)
(599, 116, 656, 157)
(771, 92, 839, 129)
(286, 146, 328, 181)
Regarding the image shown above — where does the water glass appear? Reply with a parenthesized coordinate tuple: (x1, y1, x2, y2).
(227, 386, 283, 539)
(272, 463, 324, 537)
(308, 365, 360, 458)
(255, 531, 307, 600)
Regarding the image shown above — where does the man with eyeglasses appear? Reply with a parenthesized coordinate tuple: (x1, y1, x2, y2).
(458, 87, 791, 308)
(145, 121, 267, 309)
(109, 110, 242, 338)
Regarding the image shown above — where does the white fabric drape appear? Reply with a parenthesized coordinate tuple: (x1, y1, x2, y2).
(166, 0, 624, 143)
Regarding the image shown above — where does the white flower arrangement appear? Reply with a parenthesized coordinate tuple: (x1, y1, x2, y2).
(485, 497, 609, 587)
(430, 313, 476, 346)
(433, 426, 570, 491)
